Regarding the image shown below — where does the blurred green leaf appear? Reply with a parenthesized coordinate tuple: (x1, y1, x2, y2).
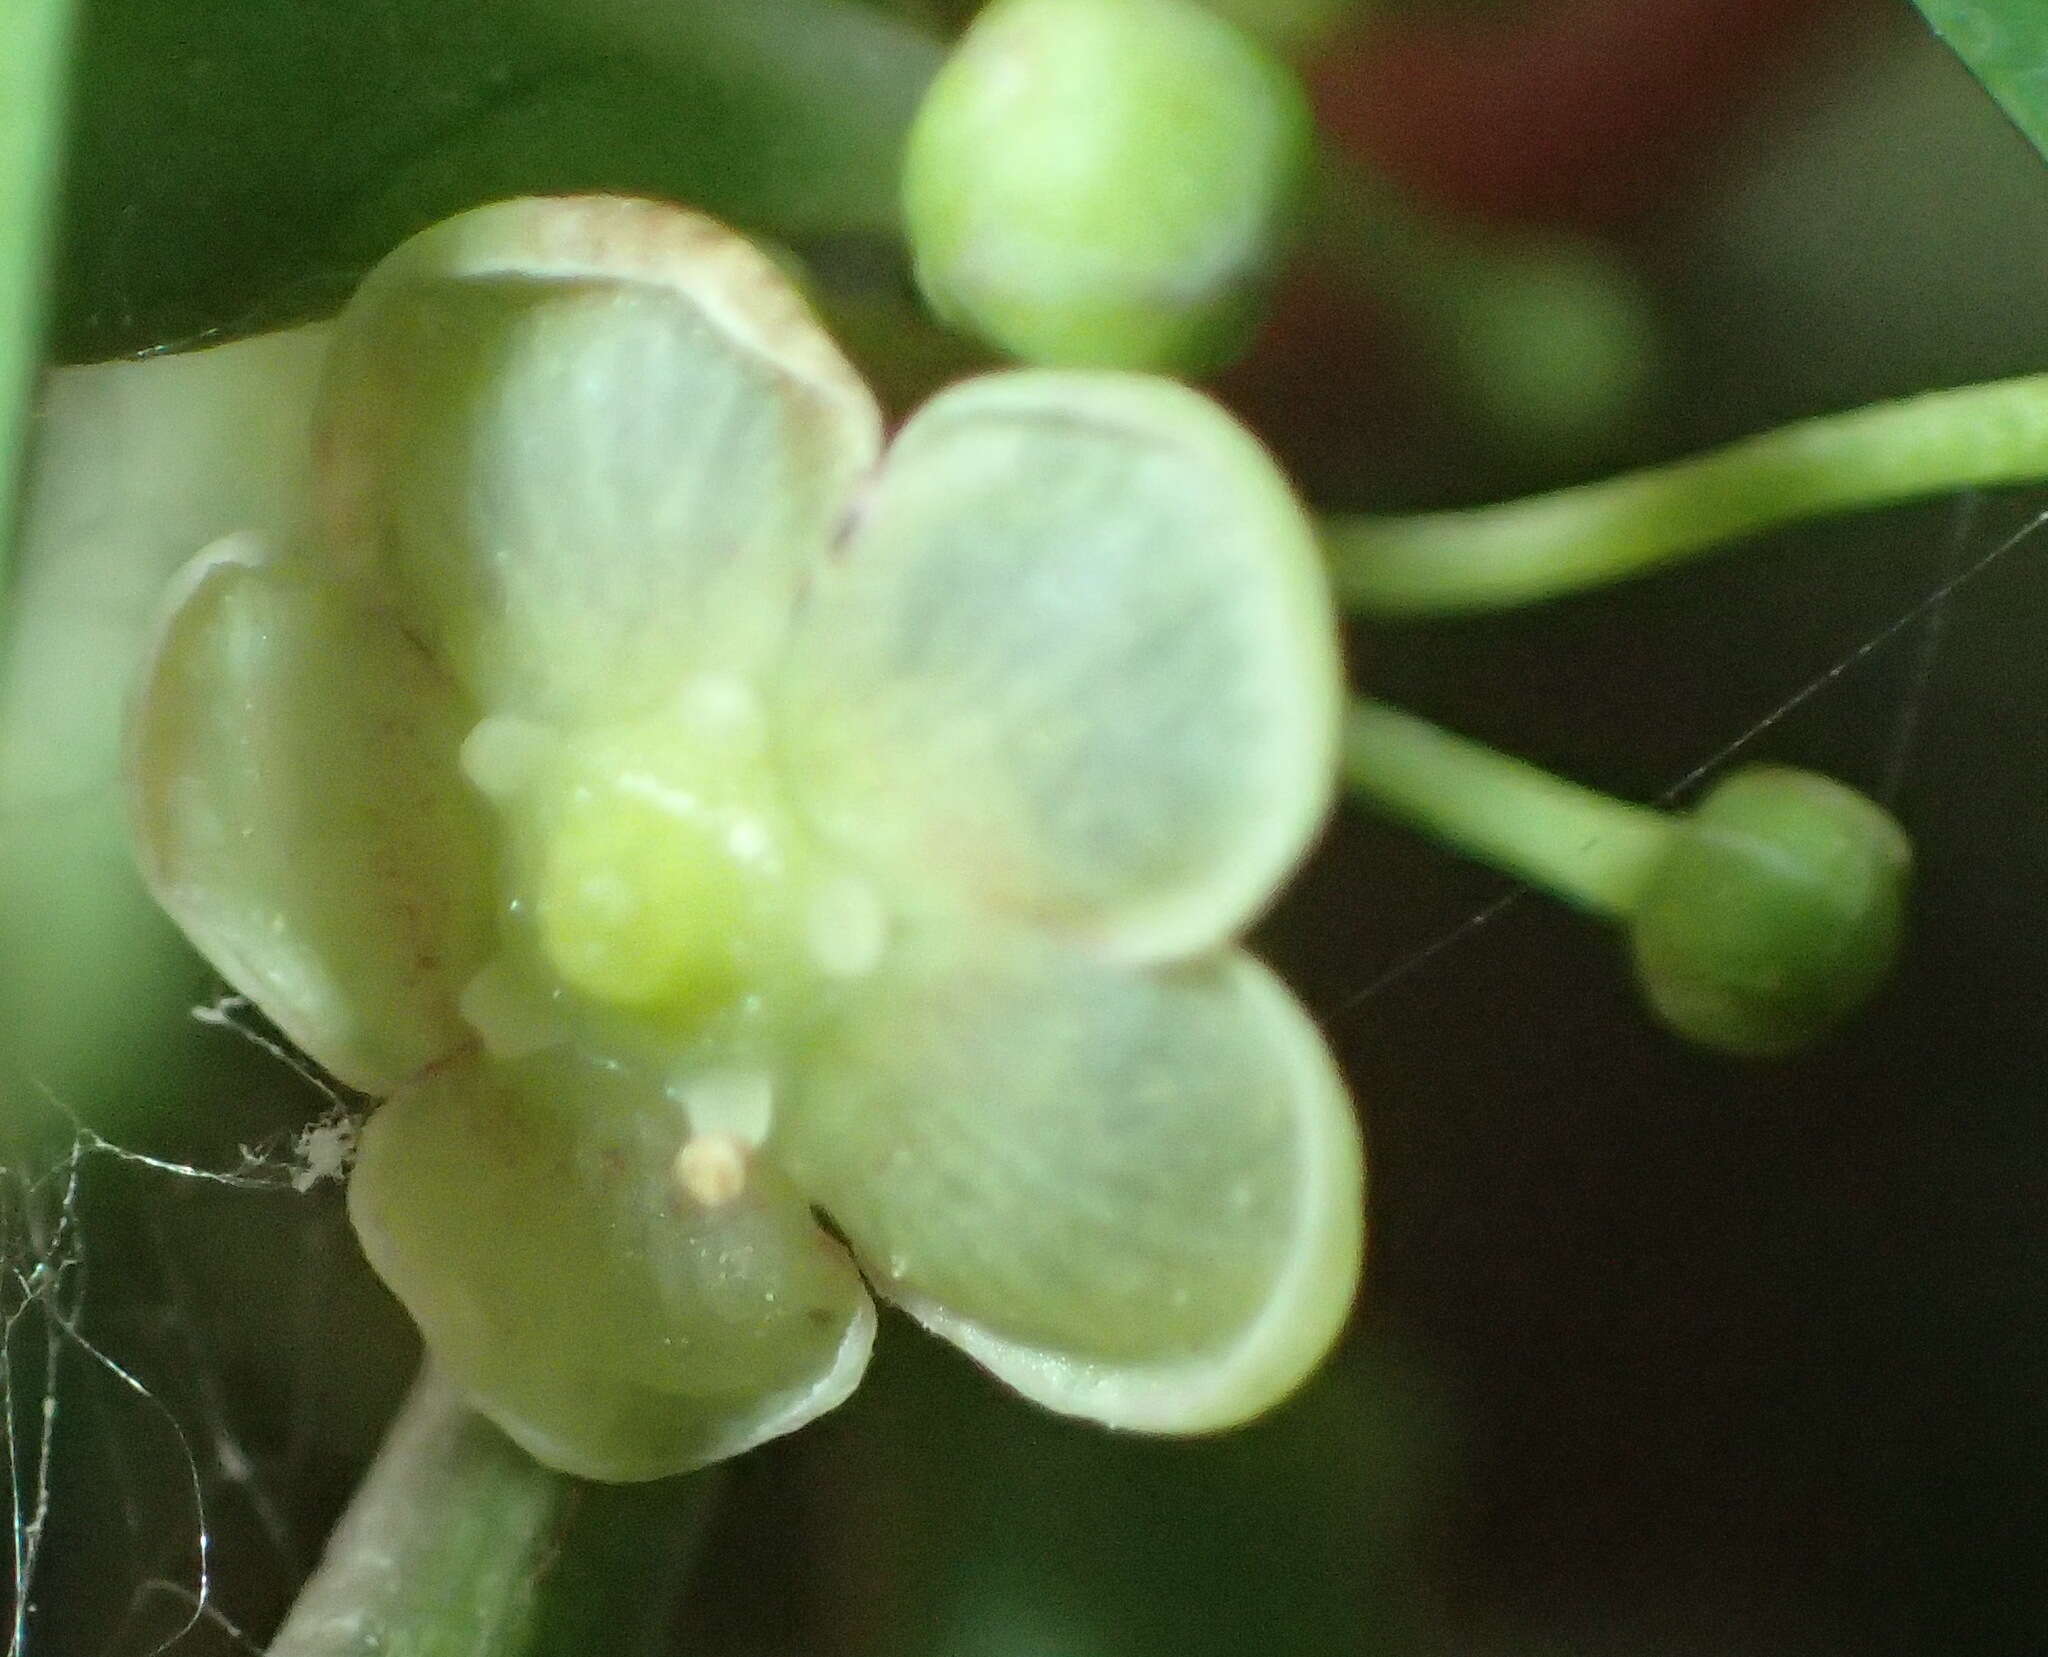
(55, 0, 939, 362)
(514, 0, 940, 236)
(827, 1334, 1447, 1657)
(0, 0, 75, 580)
(56, 0, 546, 359)
(1913, 2, 2048, 162)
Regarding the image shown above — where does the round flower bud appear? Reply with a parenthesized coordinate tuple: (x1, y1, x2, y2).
(1628, 767, 1912, 1058)
(901, 0, 1313, 375)
(1431, 237, 1661, 468)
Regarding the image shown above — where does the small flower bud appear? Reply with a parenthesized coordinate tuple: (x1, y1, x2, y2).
(1431, 238, 1660, 468)
(1628, 767, 1911, 1058)
(901, 0, 1313, 375)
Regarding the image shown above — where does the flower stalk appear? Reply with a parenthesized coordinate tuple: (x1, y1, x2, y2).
(1343, 698, 1671, 917)
(1328, 371, 2048, 615)
(268, 1368, 717, 1657)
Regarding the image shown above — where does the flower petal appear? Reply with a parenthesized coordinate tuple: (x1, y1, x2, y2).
(780, 929, 1363, 1432)
(777, 370, 1341, 963)
(127, 540, 495, 1094)
(317, 195, 884, 720)
(349, 1050, 876, 1481)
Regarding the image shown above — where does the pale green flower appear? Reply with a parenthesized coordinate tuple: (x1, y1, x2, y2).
(128, 196, 1364, 1480)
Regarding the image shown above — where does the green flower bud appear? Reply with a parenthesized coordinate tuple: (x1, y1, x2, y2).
(1431, 237, 1661, 469)
(901, 0, 1313, 375)
(1628, 767, 1912, 1058)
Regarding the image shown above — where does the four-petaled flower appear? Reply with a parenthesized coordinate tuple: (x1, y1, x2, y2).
(128, 196, 1364, 1479)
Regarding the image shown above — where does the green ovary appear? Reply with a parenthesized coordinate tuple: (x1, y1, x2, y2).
(536, 783, 754, 1015)
(470, 681, 886, 1046)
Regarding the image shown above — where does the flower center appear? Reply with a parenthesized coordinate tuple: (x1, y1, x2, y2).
(535, 763, 763, 1015)
(460, 676, 889, 1047)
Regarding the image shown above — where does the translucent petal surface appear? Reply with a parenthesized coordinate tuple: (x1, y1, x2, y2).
(317, 195, 883, 720)
(778, 370, 1340, 961)
(350, 1050, 876, 1481)
(2, 328, 328, 1108)
(780, 930, 1363, 1431)
(128, 541, 494, 1094)
(4, 326, 328, 813)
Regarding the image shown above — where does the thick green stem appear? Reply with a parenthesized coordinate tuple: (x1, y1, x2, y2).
(268, 1368, 719, 1657)
(1343, 699, 1671, 916)
(1, 329, 329, 1132)
(0, 0, 76, 585)
(1328, 371, 2048, 615)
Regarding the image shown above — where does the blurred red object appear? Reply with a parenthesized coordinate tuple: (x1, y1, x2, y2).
(1315, 0, 1849, 230)
(1225, 0, 1850, 455)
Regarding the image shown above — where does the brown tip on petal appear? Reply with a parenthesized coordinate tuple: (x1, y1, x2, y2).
(316, 194, 882, 590)
(345, 193, 872, 429)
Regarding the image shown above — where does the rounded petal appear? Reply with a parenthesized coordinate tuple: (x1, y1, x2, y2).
(349, 1050, 876, 1481)
(779, 930, 1363, 1432)
(317, 195, 885, 720)
(127, 539, 495, 1094)
(777, 369, 1341, 963)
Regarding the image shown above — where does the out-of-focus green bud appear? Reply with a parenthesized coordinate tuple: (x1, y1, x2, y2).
(1312, 156, 1660, 472)
(901, 0, 1313, 375)
(1629, 767, 1912, 1059)
(1428, 236, 1662, 470)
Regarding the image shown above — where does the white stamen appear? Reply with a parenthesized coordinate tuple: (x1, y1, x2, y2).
(807, 876, 888, 979)
(671, 1068, 776, 1147)
(460, 715, 556, 800)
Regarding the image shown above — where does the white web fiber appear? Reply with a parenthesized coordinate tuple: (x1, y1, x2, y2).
(1, 994, 366, 1657)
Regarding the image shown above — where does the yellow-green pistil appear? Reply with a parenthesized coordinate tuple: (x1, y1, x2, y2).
(455, 674, 891, 1198)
